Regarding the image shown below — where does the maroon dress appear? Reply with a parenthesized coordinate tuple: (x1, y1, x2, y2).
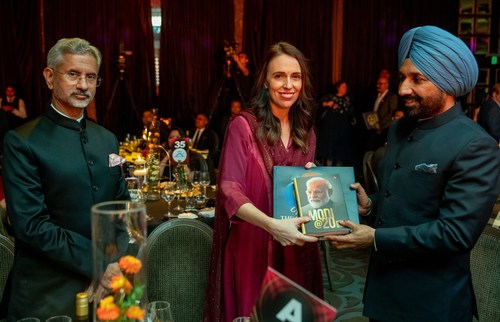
(204, 111, 323, 322)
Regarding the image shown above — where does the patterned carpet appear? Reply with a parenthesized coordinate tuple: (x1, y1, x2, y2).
(321, 244, 370, 322)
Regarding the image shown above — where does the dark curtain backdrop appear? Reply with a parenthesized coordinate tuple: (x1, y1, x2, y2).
(343, 0, 459, 114)
(1, 0, 461, 141)
(0, 0, 43, 119)
(0, 0, 155, 141)
(342, 0, 458, 173)
(243, 0, 334, 97)
(43, 0, 155, 141)
(159, 0, 234, 131)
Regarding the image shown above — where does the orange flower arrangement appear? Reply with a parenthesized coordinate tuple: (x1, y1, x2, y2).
(96, 255, 145, 321)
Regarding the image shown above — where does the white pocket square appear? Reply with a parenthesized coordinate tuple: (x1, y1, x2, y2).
(414, 163, 437, 173)
(109, 153, 126, 167)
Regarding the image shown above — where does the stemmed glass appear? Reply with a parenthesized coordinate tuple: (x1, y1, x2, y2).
(191, 170, 201, 192)
(126, 177, 151, 221)
(161, 184, 176, 217)
(199, 171, 210, 197)
(173, 166, 188, 211)
(147, 301, 174, 322)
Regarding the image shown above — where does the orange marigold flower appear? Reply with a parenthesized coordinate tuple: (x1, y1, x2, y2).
(125, 305, 145, 320)
(109, 275, 132, 294)
(97, 296, 120, 320)
(119, 255, 142, 274)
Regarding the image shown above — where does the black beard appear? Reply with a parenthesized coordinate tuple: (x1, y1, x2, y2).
(402, 92, 446, 120)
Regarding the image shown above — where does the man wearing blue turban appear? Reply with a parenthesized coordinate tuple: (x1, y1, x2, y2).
(326, 26, 500, 322)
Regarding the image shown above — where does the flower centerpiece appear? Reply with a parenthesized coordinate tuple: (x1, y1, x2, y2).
(96, 255, 145, 321)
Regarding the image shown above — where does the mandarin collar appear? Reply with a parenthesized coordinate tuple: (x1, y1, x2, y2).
(45, 103, 86, 131)
(416, 102, 464, 130)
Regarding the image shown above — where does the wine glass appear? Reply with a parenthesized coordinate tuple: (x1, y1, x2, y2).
(147, 301, 174, 322)
(172, 186, 183, 211)
(173, 166, 188, 211)
(191, 170, 201, 192)
(126, 177, 151, 221)
(161, 184, 176, 217)
(199, 171, 210, 197)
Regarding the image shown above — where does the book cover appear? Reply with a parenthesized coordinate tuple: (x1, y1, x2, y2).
(273, 166, 358, 231)
(362, 111, 379, 130)
(294, 174, 351, 236)
(251, 267, 337, 322)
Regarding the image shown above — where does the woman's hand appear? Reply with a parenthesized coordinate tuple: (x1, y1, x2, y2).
(304, 162, 316, 169)
(268, 217, 318, 246)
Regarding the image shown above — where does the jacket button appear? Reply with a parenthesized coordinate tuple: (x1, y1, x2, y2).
(394, 163, 401, 169)
(384, 190, 391, 197)
(88, 160, 94, 166)
(407, 136, 414, 142)
(93, 186, 99, 191)
(377, 219, 384, 225)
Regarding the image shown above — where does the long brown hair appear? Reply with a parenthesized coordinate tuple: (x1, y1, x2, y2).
(249, 42, 315, 153)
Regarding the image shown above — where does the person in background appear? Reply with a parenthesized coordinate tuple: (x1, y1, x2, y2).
(0, 84, 28, 129)
(159, 126, 186, 179)
(0, 38, 129, 320)
(231, 51, 254, 106)
(191, 113, 219, 152)
(216, 97, 243, 148)
(316, 80, 356, 166)
(0, 84, 28, 154)
(366, 76, 398, 151)
(477, 83, 500, 143)
(191, 112, 219, 183)
(326, 26, 500, 322)
(204, 42, 322, 322)
(142, 108, 169, 144)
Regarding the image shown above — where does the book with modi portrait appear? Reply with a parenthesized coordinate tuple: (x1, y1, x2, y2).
(273, 166, 358, 236)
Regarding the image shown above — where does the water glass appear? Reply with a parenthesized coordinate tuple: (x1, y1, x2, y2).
(199, 171, 210, 196)
(161, 185, 176, 217)
(185, 187, 196, 211)
(16, 318, 41, 322)
(45, 316, 72, 322)
(147, 301, 174, 322)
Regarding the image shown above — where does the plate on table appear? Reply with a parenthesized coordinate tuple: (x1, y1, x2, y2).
(178, 213, 198, 219)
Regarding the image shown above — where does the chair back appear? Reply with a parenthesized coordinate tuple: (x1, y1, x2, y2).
(0, 234, 14, 305)
(470, 226, 500, 322)
(146, 219, 213, 322)
(362, 150, 379, 194)
(0, 206, 9, 238)
(189, 151, 209, 173)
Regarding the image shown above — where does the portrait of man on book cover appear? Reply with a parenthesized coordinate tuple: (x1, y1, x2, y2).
(294, 175, 351, 236)
(302, 177, 336, 213)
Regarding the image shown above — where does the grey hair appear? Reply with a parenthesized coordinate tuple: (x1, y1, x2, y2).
(306, 177, 332, 190)
(47, 38, 102, 70)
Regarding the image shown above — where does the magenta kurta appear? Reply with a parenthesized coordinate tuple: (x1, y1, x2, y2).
(204, 111, 323, 322)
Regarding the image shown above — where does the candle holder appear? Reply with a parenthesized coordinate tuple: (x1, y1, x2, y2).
(145, 147, 161, 201)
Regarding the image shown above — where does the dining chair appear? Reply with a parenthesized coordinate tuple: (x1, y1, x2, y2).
(0, 234, 14, 307)
(145, 218, 213, 322)
(0, 206, 9, 238)
(470, 225, 500, 322)
(362, 150, 379, 195)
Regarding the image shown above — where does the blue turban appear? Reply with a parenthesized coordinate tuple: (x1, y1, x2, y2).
(398, 26, 478, 97)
